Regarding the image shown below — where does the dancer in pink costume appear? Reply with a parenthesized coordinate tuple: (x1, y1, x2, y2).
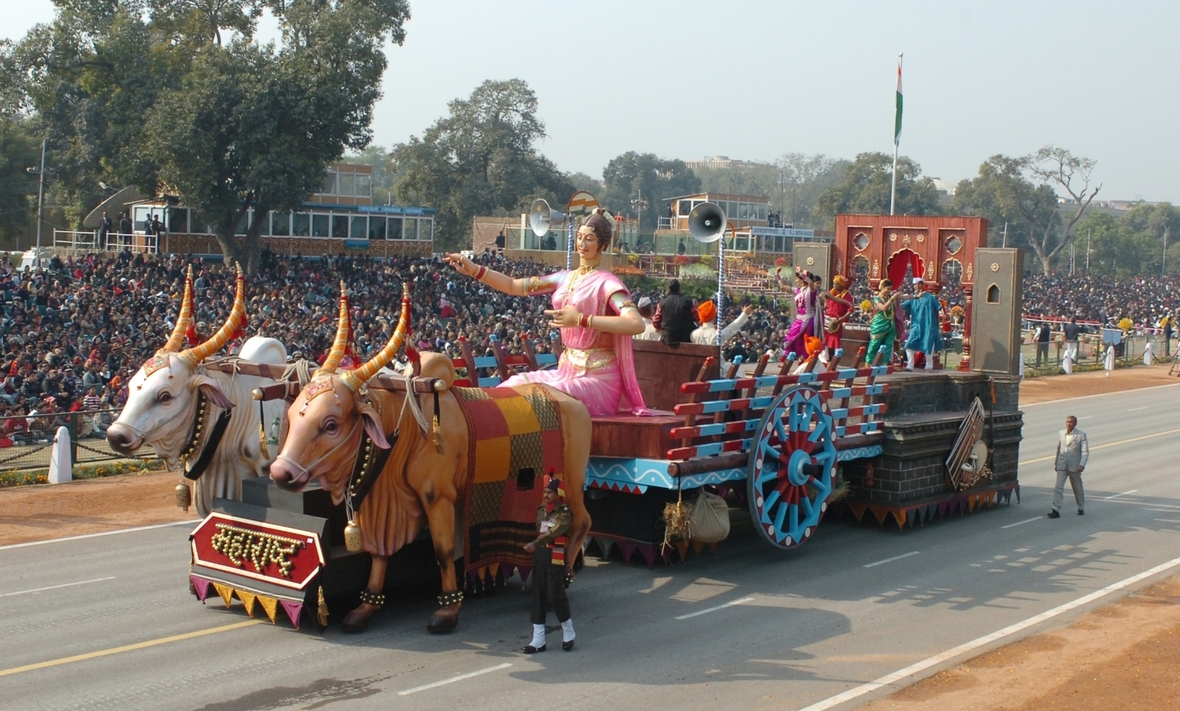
(777, 268, 821, 359)
(444, 212, 650, 416)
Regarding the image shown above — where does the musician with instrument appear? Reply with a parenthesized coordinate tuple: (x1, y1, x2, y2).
(822, 275, 854, 356)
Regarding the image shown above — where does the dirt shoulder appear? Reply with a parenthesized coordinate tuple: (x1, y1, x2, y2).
(0, 470, 198, 547)
(861, 577, 1180, 711)
(1019, 361, 1179, 406)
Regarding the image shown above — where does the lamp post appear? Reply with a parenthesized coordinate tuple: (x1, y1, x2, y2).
(27, 139, 47, 262)
(630, 189, 647, 253)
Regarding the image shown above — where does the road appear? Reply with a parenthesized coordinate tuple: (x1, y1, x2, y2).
(2, 382, 1178, 711)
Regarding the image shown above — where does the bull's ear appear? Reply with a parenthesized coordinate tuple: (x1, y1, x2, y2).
(359, 403, 390, 449)
(193, 375, 234, 411)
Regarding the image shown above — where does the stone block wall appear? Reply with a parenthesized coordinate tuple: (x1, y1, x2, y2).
(841, 371, 1024, 507)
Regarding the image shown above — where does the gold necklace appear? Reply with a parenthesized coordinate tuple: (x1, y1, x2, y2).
(564, 261, 599, 305)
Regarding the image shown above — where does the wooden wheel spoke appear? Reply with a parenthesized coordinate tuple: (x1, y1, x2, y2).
(748, 385, 838, 551)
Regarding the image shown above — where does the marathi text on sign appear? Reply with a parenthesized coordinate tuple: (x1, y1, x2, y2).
(209, 523, 305, 578)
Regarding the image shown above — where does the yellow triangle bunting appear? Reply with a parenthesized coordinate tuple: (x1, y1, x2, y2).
(257, 595, 279, 624)
(238, 590, 257, 618)
(488, 563, 501, 579)
(213, 583, 235, 609)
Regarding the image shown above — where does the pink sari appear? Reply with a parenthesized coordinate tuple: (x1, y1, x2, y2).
(502, 269, 650, 416)
(783, 286, 818, 358)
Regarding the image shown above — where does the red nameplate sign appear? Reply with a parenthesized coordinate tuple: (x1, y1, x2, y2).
(191, 513, 325, 591)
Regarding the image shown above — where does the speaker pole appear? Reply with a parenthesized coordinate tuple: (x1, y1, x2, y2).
(566, 220, 574, 270)
(716, 225, 728, 364)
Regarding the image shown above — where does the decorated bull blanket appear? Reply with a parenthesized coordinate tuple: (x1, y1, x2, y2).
(452, 385, 565, 587)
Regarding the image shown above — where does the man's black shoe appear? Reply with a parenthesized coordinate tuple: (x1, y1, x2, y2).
(562, 639, 575, 652)
(1078, 509, 1084, 515)
(521, 644, 545, 654)
(1047, 510, 1060, 518)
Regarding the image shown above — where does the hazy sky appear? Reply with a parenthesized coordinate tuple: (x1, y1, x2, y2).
(8, 0, 1179, 202)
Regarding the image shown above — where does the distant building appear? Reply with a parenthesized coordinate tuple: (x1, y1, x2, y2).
(653, 192, 827, 258)
(683, 156, 762, 171)
(929, 177, 957, 196)
(91, 162, 435, 258)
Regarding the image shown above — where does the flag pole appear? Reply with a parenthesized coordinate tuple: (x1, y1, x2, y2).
(890, 53, 903, 216)
(890, 141, 899, 216)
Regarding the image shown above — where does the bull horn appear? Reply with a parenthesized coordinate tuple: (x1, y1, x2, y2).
(340, 284, 411, 391)
(160, 265, 194, 353)
(178, 263, 246, 367)
(315, 282, 351, 377)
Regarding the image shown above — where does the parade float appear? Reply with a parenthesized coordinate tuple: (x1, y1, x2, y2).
(163, 205, 1022, 632)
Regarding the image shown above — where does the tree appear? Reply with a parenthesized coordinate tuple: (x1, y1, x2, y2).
(775, 153, 848, 230)
(0, 117, 40, 249)
(1073, 211, 1153, 278)
(1023, 146, 1101, 275)
(815, 152, 942, 219)
(567, 172, 602, 196)
(392, 79, 574, 253)
(952, 155, 1058, 257)
(15, 0, 410, 270)
(1124, 202, 1180, 275)
(693, 162, 778, 200)
(599, 152, 700, 232)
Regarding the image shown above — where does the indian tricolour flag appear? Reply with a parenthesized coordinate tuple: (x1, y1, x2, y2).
(894, 54, 903, 146)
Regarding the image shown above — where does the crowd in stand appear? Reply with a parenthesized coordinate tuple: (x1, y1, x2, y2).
(2, 250, 1177, 444)
(1022, 272, 1180, 330)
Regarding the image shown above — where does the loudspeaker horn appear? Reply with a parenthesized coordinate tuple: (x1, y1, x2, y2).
(529, 199, 568, 237)
(688, 202, 727, 243)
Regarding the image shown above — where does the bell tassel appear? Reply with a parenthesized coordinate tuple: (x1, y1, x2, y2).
(175, 482, 192, 512)
(259, 422, 270, 460)
(344, 520, 363, 552)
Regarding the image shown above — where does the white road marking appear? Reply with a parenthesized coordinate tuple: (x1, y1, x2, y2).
(0, 576, 117, 598)
(797, 554, 1180, 711)
(1127, 407, 1148, 412)
(1103, 489, 1138, 500)
(0, 520, 193, 551)
(863, 551, 919, 568)
(397, 663, 512, 696)
(1000, 517, 1042, 530)
(675, 597, 755, 620)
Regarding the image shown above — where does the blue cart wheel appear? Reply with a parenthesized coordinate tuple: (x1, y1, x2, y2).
(747, 385, 837, 549)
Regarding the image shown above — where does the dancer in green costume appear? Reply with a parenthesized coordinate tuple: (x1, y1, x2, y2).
(867, 279, 902, 365)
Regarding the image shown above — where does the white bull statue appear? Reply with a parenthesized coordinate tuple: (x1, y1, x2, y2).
(107, 265, 287, 516)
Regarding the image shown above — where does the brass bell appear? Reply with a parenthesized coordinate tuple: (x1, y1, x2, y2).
(344, 520, 363, 552)
(175, 483, 192, 512)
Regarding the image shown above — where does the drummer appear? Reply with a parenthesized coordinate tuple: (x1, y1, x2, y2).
(822, 275, 854, 360)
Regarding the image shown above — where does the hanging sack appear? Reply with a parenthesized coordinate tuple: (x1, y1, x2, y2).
(690, 490, 731, 543)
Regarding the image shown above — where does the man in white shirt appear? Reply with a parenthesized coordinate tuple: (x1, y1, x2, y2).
(691, 300, 754, 347)
(634, 296, 660, 341)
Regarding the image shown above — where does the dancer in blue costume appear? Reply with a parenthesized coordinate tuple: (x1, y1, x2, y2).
(901, 278, 943, 370)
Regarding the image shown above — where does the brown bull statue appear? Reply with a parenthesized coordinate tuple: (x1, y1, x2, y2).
(268, 285, 593, 633)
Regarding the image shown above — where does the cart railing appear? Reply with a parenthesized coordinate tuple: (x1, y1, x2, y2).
(663, 355, 892, 474)
(452, 334, 558, 387)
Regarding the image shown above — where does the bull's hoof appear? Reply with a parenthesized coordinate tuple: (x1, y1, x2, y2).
(427, 608, 459, 634)
(341, 604, 376, 634)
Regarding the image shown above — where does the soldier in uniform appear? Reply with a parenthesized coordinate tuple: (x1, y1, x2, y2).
(522, 476, 576, 653)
